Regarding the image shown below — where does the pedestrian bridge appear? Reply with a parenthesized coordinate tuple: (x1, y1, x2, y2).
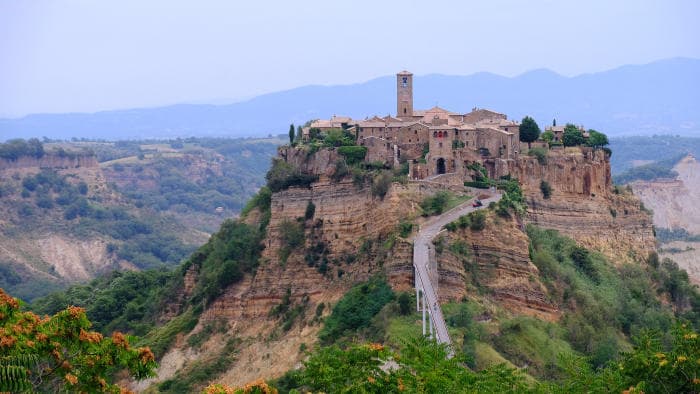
(412, 193, 501, 352)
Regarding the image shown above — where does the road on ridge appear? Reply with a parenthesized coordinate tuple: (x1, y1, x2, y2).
(412, 192, 501, 346)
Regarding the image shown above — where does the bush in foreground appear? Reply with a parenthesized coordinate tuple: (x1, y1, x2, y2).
(0, 288, 156, 392)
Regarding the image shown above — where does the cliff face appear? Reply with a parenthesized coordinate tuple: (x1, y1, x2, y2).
(161, 145, 654, 387)
(0, 153, 98, 170)
(438, 214, 558, 320)
(203, 178, 422, 323)
(630, 155, 700, 234)
(504, 148, 655, 265)
(0, 153, 117, 293)
(630, 155, 700, 283)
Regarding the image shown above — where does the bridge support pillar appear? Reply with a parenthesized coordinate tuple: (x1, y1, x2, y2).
(421, 292, 426, 336)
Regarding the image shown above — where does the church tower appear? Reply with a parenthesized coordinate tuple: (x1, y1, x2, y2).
(397, 70, 413, 118)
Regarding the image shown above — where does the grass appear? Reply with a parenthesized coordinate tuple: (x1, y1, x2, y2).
(491, 316, 575, 379)
(474, 342, 518, 370)
(385, 315, 422, 349)
(139, 307, 199, 358)
(444, 193, 473, 212)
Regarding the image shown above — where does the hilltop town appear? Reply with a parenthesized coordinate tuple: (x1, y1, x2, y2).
(294, 71, 605, 189)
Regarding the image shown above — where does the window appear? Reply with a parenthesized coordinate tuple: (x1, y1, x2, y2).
(439, 142, 443, 148)
(414, 130, 417, 134)
(404, 108, 407, 114)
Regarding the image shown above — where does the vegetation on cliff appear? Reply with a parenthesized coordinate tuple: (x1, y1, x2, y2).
(31, 216, 266, 360)
(0, 137, 279, 302)
(0, 166, 196, 300)
(0, 138, 45, 160)
(319, 276, 394, 345)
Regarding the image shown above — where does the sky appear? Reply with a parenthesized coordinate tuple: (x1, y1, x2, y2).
(1, 0, 699, 118)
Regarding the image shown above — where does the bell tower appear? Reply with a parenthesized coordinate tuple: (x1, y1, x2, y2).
(397, 70, 413, 118)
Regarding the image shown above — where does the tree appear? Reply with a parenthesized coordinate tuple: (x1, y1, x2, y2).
(562, 124, 585, 146)
(295, 125, 303, 143)
(541, 131, 554, 143)
(519, 116, 541, 148)
(553, 118, 557, 127)
(587, 129, 609, 149)
(397, 292, 412, 315)
(288, 124, 295, 145)
(0, 289, 156, 392)
(540, 180, 552, 199)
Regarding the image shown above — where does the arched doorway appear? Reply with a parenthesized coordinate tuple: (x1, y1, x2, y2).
(436, 158, 446, 174)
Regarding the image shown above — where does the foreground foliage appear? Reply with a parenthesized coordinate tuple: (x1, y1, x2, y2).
(271, 338, 530, 393)
(549, 324, 700, 393)
(319, 276, 394, 345)
(0, 288, 156, 392)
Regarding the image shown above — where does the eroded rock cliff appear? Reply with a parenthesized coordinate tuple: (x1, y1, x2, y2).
(504, 148, 655, 265)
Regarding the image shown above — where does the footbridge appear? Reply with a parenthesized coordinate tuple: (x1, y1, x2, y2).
(412, 193, 501, 351)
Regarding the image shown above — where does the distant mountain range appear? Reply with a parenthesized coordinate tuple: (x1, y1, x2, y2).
(1, 57, 699, 140)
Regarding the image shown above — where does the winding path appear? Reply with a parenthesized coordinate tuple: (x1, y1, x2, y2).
(412, 192, 501, 348)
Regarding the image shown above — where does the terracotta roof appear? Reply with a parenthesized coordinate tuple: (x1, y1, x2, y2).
(357, 121, 386, 127)
(330, 115, 353, 123)
(400, 121, 429, 128)
(477, 126, 513, 136)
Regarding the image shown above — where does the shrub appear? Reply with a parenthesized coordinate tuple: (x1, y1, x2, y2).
(371, 170, 392, 199)
(304, 201, 316, 220)
(464, 181, 490, 189)
(0, 289, 157, 393)
(21, 177, 38, 192)
(266, 159, 318, 192)
(540, 180, 552, 199)
(189, 220, 264, 305)
(331, 159, 349, 182)
(240, 186, 272, 230)
(397, 292, 412, 316)
(529, 147, 548, 165)
(469, 210, 486, 231)
(337, 146, 367, 165)
(420, 191, 450, 216)
(398, 221, 413, 238)
(318, 276, 394, 344)
(279, 219, 305, 263)
(0, 138, 44, 160)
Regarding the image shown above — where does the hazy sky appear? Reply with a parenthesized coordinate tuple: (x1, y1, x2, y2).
(1, 0, 698, 118)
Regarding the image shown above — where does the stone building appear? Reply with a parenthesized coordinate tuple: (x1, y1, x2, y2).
(305, 71, 522, 179)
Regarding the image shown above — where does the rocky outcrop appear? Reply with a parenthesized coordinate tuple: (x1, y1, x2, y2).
(437, 214, 558, 320)
(502, 148, 655, 265)
(277, 146, 342, 176)
(186, 145, 652, 386)
(203, 178, 425, 323)
(630, 155, 700, 234)
(160, 265, 200, 322)
(630, 155, 700, 283)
